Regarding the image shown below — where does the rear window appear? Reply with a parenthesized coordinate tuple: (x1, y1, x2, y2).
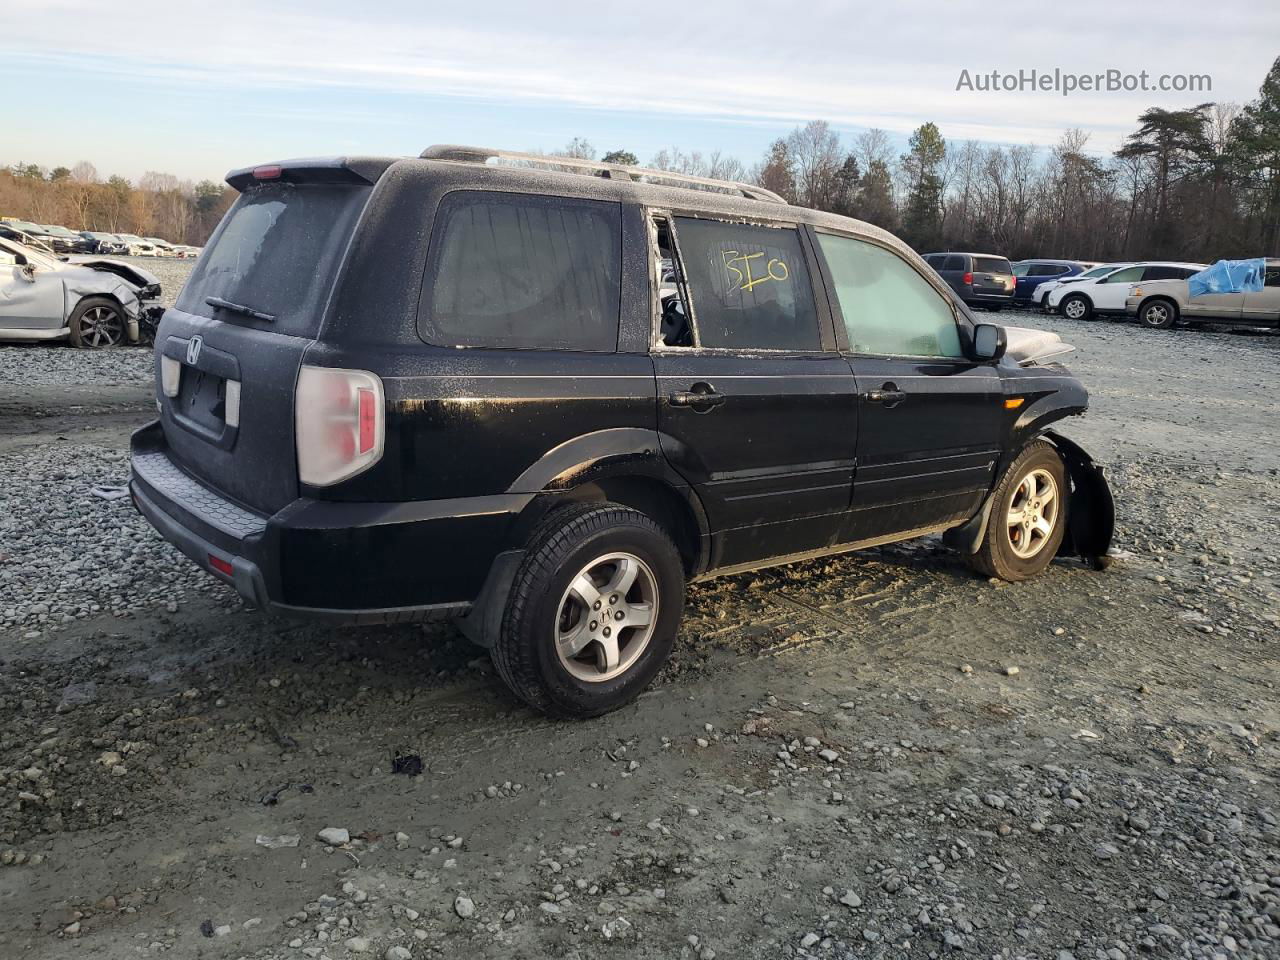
(176, 182, 370, 336)
(973, 257, 1012, 274)
(419, 192, 621, 352)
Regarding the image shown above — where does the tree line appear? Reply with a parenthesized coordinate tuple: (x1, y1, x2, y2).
(579, 56, 1280, 262)
(5, 55, 1276, 260)
(0, 162, 235, 245)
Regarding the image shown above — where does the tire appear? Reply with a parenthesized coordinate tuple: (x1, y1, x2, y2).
(1138, 298, 1178, 330)
(969, 441, 1068, 582)
(492, 503, 686, 718)
(67, 296, 126, 348)
(1059, 294, 1093, 321)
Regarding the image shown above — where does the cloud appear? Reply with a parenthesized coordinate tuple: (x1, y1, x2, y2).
(4, 0, 1277, 159)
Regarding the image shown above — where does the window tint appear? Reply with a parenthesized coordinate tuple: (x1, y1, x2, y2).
(973, 256, 1012, 274)
(1031, 263, 1065, 277)
(672, 217, 819, 351)
(1012, 263, 1031, 277)
(1103, 266, 1144, 283)
(942, 255, 966, 271)
(422, 193, 621, 351)
(1142, 265, 1186, 281)
(1265, 265, 1280, 288)
(924, 254, 944, 268)
(178, 182, 370, 337)
(817, 233, 963, 358)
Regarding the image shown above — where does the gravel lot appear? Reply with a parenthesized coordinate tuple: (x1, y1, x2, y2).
(0, 266, 1277, 960)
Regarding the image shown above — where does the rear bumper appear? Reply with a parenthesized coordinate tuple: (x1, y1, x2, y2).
(129, 421, 528, 623)
(964, 291, 1015, 305)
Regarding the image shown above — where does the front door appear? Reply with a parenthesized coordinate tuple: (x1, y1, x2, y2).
(1241, 262, 1280, 323)
(650, 213, 858, 570)
(811, 230, 1003, 539)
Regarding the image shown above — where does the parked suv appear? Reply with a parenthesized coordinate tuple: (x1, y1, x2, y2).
(1125, 259, 1280, 329)
(923, 252, 1016, 310)
(130, 147, 1114, 717)
(1011, 260, 1089, 304)
(1046, 262, 1205, 321)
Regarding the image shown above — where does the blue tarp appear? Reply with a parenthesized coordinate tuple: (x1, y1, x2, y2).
(1187, 258, 1267, 296)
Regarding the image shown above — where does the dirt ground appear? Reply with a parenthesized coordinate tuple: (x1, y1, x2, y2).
(0, 269, 1277, 960)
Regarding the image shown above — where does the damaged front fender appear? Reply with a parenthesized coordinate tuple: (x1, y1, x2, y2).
(944, 431, 1115, 570)
(1043, 430, 1114, 569)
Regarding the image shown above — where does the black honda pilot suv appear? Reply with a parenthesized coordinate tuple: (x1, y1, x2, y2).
(130, 145, 1114, 717)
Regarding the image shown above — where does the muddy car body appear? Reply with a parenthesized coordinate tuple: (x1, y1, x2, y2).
(129, 147, 1114, 716)
(0, 236, 161, 346)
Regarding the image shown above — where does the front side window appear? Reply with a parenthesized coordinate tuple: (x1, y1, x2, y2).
(421, 192, 621, 351)
(817, 233, 963, 358)
(669, 217, 820, 351)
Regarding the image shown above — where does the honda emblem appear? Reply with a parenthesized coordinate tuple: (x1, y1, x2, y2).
(186, 335, 202, 366)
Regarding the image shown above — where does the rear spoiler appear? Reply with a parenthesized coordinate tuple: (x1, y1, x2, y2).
(225, 157, 395, 191)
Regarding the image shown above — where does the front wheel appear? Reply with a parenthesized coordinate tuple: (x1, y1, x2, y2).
(68, 296, 126, 348)
(1139, 298, 1178, 329)
(969, 441, 1067, 582)
(492, 503, 686, 718)
(1059, 294, 1092, 321)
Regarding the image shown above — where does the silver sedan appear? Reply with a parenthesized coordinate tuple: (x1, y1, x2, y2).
(0, 236, 161, 347)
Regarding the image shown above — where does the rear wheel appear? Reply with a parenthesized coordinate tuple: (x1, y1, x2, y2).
(970, 441, 1067, 582)
(492, 503, 685, 718)
(1139, 298, 1178, 329)
(1059, 294, 1092, 321)
(68, 297, 125, 348)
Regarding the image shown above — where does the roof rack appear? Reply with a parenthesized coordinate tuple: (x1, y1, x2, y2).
(419, 144, 786, 204)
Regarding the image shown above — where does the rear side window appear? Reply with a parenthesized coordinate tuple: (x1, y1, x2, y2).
(973, 256, 1012, 274)
(1142, 265, 1187, 281)
(176, 182, 370, 337)
(1105, 266, 1145, 283)
(817, 233, 962, 358)
(420, 192, 620, 351)
(672, 217, 820, 351)
(942, 255, 966, 271)
(1031, 263, 1065, 277)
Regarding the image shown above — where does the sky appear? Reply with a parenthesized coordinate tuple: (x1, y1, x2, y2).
(3, 0, 1277, 184)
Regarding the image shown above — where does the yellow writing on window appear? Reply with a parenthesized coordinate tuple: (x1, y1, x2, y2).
(721, 249, 789, 293)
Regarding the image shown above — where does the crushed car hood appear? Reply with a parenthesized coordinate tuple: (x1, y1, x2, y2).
(65, 257, 160, 288)
(1002, 326, 1075, 366)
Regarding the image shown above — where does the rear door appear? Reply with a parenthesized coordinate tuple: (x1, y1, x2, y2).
(156, 176, 374, 514)
(1240, 262, 1280, 323)
(812, 230, 1002, 538)
(652, 213, 858, 569)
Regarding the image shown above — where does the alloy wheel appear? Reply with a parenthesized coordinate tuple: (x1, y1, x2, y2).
(77, 306, 124, 347)
(555, 552, 658, 683)
(1005, 468, 1060, 559)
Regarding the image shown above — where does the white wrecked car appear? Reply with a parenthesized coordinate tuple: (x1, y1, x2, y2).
(0, 235, 161, 348)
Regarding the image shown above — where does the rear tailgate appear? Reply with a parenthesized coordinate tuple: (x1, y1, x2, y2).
(156, 176, 374, 515)
(972, 256, 1014, 296)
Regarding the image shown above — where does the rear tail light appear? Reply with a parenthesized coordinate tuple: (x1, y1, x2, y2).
(160, 355, 181, 397)
(295, 366, 385, 486)
(962, 271, 974, 285)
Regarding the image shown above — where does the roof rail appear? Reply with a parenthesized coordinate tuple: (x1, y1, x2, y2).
(419, 144, 786, 203)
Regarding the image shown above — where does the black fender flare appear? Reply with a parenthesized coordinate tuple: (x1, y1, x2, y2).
(458, 429, 711, 649)
(942, 431, 1114, 569)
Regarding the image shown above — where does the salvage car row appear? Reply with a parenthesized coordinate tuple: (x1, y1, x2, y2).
(0, 218, 200, 258)
(924, 251, 1280, 330)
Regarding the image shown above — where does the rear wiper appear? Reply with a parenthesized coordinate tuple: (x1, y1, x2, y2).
(205, 296, 275, 322)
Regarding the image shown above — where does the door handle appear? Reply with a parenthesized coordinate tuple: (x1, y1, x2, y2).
(862, 383, 907, 408)
(669, 382, 725, 410)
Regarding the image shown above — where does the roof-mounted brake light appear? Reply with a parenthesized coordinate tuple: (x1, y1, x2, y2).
(253, 165, 283, 180)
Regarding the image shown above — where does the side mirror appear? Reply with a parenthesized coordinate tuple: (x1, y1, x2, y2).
(972, 323, 1006, 361)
